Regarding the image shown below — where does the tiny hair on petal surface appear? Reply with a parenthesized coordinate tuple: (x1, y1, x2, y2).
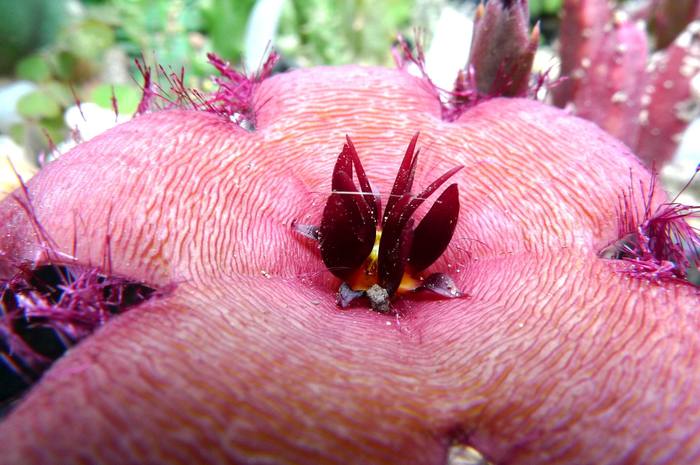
(134, 51, 279, 131)
(292, 133, 465, 313)
(0, 171, 162, 410)
(599, 165, 700, 285)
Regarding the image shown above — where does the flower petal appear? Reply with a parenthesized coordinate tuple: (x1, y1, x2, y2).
(383, 132, 420, 225)
(319, 192, 376, 280)
(343, 137, 380, 223)
(378, 218, 414, 295)
(409, 183, 460, 272)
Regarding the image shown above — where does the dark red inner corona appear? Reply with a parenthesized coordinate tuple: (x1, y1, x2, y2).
(294, 134, 465, 312)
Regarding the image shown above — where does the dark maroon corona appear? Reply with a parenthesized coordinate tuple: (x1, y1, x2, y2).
(294, 134, 464, 312)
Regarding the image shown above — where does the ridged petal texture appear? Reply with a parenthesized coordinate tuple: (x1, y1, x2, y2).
(0, 66, 698, 465)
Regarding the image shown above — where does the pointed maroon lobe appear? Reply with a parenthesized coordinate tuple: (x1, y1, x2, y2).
(382, 132, 420, 226)
(378, 139, 463, 295)
(313, 134, 463, 301)
(408, 183, 460, 273)
(318, 138, 378, 280)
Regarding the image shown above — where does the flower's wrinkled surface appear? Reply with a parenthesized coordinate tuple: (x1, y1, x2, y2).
(295, 134, 463, 311)
(0, 66, 698, 465)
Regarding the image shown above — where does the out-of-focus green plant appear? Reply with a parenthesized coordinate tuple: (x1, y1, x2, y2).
(109, 0, 211, 79)
(277, 0, 415, 66)
(3, 0, 425, 156)
(200, 0, 257, 64)
(529, 0, 562, 17)
(8, 5, 121, 152)
(0, 0, 68, 73)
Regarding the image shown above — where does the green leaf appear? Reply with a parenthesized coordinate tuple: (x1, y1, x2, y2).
(91, 83, 141, 115)
(17, 90, 62, 119)
(543, 0, 562, 14)
(43, 81, 73, 107)
(70, 20, 115, 59)
(15, 55, 52, 82)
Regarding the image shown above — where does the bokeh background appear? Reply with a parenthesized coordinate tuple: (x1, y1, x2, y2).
(0, 0, 696, 199)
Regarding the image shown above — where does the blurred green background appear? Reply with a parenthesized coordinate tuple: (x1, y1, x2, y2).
(0, 0, 561, 168)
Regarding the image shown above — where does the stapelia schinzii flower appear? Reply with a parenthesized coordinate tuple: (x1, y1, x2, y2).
(293, 134, 464, 313)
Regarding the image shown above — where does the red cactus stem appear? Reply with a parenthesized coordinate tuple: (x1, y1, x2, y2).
(572, 11, 649, 148)
(394, 24, 546, 122)
(554, 0, 613, 107)
(648, 0, 700, 49)
(467, 0, 539, 98)
(635, 21, 700, 167)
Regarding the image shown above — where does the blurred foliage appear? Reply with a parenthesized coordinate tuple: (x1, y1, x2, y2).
(277, 0, 414, 66)
(0, 0, 68, 73)
(0, 0, 564, 158)
(202, 0, 257, 65)
(529, 0, 562, 17)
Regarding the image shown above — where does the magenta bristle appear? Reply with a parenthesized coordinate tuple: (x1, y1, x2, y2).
(202, 51, 279, 128)
(70, 126, 83, 145)
(9, 167, 59, 258)
(40, 128, 57, 157)
(135, 58, 156, 115)
(110, 85, 119, 121)
(1, 170, 161, 394)
(69, 84, 86, 122)
(133, 52, 278, 130)
(603, 170, 700, 284)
